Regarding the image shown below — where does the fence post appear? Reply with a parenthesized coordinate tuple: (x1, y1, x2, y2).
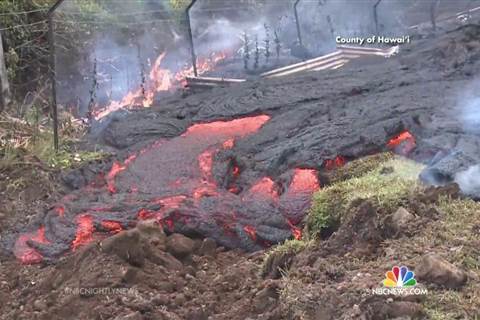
(373, 0, 382, 36)
(0, 30, 11, 113)
(186, 0, 198, 77)
(48, 0, 66, 151)
(294, 0, 303, 46)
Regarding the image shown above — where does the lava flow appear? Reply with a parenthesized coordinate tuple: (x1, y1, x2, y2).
(387, 130, 416, 156)
(14, 115, 322, 264)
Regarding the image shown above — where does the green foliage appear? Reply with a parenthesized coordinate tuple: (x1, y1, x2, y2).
(306, 156, 424, 239)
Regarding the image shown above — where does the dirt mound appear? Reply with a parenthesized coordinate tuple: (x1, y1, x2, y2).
(0, 220, 276, 320)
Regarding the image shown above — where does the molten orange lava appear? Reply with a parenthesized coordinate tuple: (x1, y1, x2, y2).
(223, 138, 235, 149)
(324, 156, 346, 170)
(153, 195, 187, 208)
(14, 226, 50, 264)
(243, 225, 257, 241)
(247, 177, 279, 200)
(101, 221, 123, 233)
(107, 161, 126, 193)
(72, 214, 94, 250)
(183, 115, 270, 138)
(387, 131, 416, 155)
(198, 149, 215, 179)
(55, 206, 65, 217)
(289, 169, 320, 193)
(286, 220, 303, 240)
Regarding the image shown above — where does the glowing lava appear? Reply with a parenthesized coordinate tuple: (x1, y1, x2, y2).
(72, 214, 94, 250)
(387, 131, 416, 155)
(13, 226, 49, 264)
(289, 169, 321, 193)
(14, 114, 323, 263)
(325, 156, 346, 170)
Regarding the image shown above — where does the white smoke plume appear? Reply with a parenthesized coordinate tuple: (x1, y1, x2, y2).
(454, 78, 480, 196)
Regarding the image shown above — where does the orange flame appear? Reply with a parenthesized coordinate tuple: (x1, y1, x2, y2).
(95, 51, 228, 120)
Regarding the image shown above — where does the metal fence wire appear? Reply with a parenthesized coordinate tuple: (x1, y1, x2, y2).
(47, 0, 479, 149)
(49, 0, 302, 126)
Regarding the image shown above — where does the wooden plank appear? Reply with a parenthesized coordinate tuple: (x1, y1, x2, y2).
(311, 59, 349, 71)
(261, 50, 342, 77)
(185, 76, 246, 84)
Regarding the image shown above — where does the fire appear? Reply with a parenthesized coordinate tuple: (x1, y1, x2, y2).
(14, 226, 50, 264)
(95, 51, 228, 120)
(72, 214, 94, 250)
(387, 130, 416, 155)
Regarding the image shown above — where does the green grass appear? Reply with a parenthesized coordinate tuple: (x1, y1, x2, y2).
(306, 156, 424, 239)
(261, 239, 311, 278)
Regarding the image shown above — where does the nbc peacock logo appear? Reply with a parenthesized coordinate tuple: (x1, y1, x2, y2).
(383, 265, 417, 288)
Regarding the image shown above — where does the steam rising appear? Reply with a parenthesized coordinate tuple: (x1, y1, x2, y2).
(455, 165, 480, 198)
(454, 78, 480, 196)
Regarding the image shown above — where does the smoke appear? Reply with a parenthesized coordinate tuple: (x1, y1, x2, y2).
(459, 85, 480, 134)
(454, 165, 480, 198)
(451, 78, 480, 196)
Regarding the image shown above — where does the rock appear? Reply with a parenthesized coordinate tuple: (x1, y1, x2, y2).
(156, 281, 176, 293)
(101, 229, 145, 267)
(114, 311, 143, 320)
(137, 219, 166, 244)
(33, 299, 47, 312)
(199, 238, 217, 256)
(121, 267, 138, 284)
(167, 234, 196, 259)
(416, 253, 467, 288)
(185, 308, 208, 320)
(173, 293, 186, 306)
(253, 281, 279, 313)
(364, 300, 424, 320)
(392, 207, 414, 227)
(148, 250, 183, 270)
(151, 293, 169, 306)
(384, 207, 414, 237)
